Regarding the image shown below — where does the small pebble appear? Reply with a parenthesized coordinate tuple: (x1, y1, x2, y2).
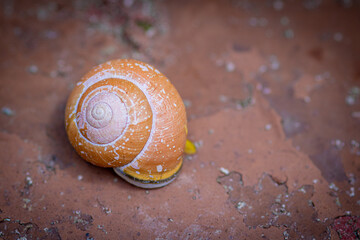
(303, 0, 322, 10)
(299, 186, 307, 193)
(215, 58, 224, 67)
(258, 65, 267, 73)
(263, 87, 272, 95)
(194, 140, 203, 149)
(1, 107, 14, 116)
(273, 0, 284, 10)
(329, 182, 339, 191)
(351, 112, 360, 118)
(349, 86, 360, 96)
(256, 83, 263, 91)
(25, 176, 33, 187)
(331, 139, 344, 150)
(284, 29, 295, 39)
(347, 187, 355, 197)
(219, 95, 228, 103)
(346, 96, 355, 105)
(249, 17, 258, 26)
(50, 70, 58, 78)
(258, 18, 268, 27)
(44, 30, 58, 39)
(27, 65, 38, 74)
(37, 7, 49, 21)
(304, 96, 311, 103)
(280, 16, 290, 26)
(346, 87, 360, 105)
(226, 61, 235, 72)
(183, 99, 192, 108)
(265, 124, 272, 131)
(220, 167, 230, 175)
(101, 45, 116, 56)
(123, 0, 135, 8)
(340, 0, 353, 8)
(333, 32, 343, 42)
(347, 173, 356, 185)
(237, 201, 247, 210)
(13, 27, 22, 36)
(248, 17, 268, 27)
(283, 230, 290, 239)
(269, 56, 280, 70)
(77, 175, 83, 181)
(146, 28, 156, 38)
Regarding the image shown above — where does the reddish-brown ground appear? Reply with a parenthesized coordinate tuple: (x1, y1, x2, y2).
(0, 0, 360, 239)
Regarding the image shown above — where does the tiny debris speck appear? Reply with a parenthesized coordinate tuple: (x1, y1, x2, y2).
(1, 107, 14, 116)
(27, 65, 39, 73)
(265, 124, 272, 131)
(220, 167, 230, 175)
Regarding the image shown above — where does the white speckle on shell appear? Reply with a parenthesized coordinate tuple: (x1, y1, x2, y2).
(131, 161, 140, 169)
(134, 63, 149, 72)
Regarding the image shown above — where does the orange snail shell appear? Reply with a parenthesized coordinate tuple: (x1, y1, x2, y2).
(65, 59, 187, 188)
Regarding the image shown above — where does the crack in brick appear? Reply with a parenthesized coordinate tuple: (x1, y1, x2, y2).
(0, 218, 61, 239)
(217, 172, 331, 239)
(332, 215, 360, 240)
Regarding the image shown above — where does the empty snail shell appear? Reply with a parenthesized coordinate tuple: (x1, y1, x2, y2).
(65, 59, 187, 188)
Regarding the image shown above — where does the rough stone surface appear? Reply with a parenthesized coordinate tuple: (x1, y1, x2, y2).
(0, 0, 359, 239)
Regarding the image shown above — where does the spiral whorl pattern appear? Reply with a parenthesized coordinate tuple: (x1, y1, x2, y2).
(67, 76, 153, 167)
(78, 91, 127, 144)
(87, 101, 112, 128)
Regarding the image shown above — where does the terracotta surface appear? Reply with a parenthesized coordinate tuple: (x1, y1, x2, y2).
(0, 0, 359, 239)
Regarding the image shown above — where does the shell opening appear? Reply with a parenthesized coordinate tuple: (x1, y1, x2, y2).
(113, 161, 182, 189)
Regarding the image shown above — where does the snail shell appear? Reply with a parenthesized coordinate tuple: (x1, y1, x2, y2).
(65, 59, 187, 188)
